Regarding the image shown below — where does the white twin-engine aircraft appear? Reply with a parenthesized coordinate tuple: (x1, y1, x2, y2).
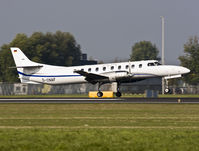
(10, 47, 190, 97)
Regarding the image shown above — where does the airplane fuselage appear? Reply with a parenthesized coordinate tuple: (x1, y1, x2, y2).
(10, 47, 190, 97)
(18, 60, 189, 85)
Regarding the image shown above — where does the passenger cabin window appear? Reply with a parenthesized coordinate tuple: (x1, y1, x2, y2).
(95, 67, 99, 72)
(118, 65, 121, 70)
(139, 64, 142, 68)
(103, 67, 106, 71)
(131, 65, 135, 68)
(111, 66, 114, 70)
(125, 65, 129, 69)
(88, 68, 91, 72)
(81, 69, 84, 71)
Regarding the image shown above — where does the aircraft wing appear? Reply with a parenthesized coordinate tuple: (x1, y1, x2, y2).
(74, 70, 109, 84)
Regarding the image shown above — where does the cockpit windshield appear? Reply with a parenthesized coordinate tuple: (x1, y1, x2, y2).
(154, 62, 161, 66)
(148, 63, 155, 66)
(148, 62, 161, 66)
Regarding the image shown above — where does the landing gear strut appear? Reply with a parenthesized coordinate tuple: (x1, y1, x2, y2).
(164, 79, 171, 94)
(116, 82, 122, 97)
(97, 82, 103, 97)
(96, 82, 122, 97)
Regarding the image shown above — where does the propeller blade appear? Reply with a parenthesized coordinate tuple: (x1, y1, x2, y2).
(128, 61, 134, 77)
(128, 61, 131, 75)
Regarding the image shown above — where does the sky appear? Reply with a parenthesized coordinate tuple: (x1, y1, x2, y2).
(0, 0, 199, 65)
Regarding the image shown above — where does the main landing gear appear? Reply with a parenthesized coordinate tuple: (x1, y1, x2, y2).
(97, 91, 103, 97)
(97, 82, 122, 97)
(116, 82, 122, 97)
(97, 82, 103, 97)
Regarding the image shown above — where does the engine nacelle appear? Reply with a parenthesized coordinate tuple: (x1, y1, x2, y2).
(103, 71, 129, 82)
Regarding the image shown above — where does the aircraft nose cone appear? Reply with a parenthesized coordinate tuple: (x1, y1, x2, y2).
(181, 67, 190, 74)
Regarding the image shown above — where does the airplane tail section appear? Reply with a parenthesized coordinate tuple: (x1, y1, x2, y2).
(10, 47, 42, 84)
(10, 47, 38, 67)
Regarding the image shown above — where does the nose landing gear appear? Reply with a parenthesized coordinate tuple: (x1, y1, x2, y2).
(164, 88, 171, 94)
(164, 79, 171, 94)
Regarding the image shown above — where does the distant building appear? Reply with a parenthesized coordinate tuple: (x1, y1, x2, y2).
(80, 53, 97, 65)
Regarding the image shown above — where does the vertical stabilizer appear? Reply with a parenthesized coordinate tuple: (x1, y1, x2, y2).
(10, 47, 36, 67)
(10, 47, 42, 84)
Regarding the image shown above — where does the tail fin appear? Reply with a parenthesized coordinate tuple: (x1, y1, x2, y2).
(10, 47, 42, 84)
(10, 47, 37, 67)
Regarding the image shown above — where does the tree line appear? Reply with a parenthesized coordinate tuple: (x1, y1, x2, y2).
(0, 30, 198, 85)
(0, 31, 82, 82)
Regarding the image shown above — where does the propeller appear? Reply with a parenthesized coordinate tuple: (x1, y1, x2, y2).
(128, 60, 133, 76)
(128, 61, 131, 75)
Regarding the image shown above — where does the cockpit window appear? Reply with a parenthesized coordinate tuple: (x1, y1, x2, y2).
(148, 63, 155, 66)
(148, 62, 161, 66)
(154, 62, 161, 66)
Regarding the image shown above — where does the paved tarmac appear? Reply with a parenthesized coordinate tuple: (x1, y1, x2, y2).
(0, 97, 199, 103)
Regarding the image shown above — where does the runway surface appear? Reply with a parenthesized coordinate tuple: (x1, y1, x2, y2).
(0, 97, 199, 103)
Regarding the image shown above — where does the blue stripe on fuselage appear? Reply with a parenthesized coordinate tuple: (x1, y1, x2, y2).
(18, 71, 157, 78)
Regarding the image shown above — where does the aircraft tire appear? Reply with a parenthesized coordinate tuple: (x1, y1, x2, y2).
(116, 91, 122, 97)
(97, 91, 103, 97)
(164, 88, 171, 94)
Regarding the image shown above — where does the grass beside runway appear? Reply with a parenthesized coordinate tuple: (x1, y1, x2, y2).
(0, 129, 199, 151)
(0, 104, 199, 150)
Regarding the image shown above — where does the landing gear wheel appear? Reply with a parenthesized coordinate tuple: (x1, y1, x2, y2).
(116, 91, 122, 97)
(97, 91, 103, 97)
(164, 88, 171, 94)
